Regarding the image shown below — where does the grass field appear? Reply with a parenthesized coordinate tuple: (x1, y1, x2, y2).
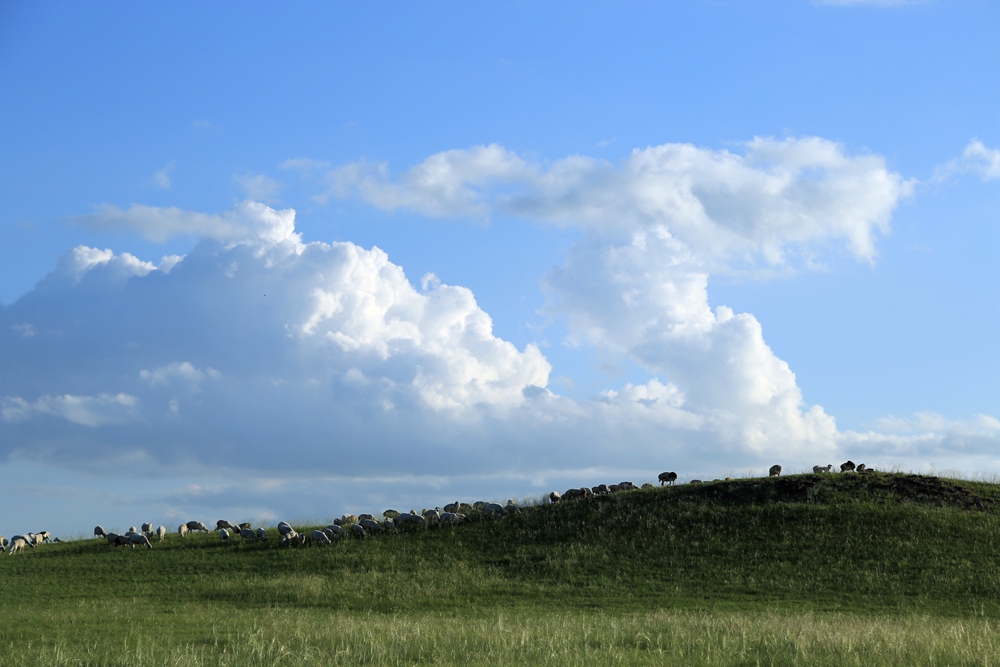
(4, 472, 1000, 665)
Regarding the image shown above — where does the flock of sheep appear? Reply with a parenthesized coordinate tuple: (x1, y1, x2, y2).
(2, 461, 876, 555)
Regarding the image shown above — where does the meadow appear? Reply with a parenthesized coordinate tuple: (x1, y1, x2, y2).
(3, 472, 1000, 665)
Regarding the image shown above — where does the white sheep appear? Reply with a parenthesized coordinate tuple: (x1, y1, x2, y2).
(350, 524, 366, 538)
(8, 537, 28, 556)
(813, 465, 833, 474)
(382, 509, 401, 519)
(94, 526, 106, 539)
(769, 465, 782, 477)
(0, 536, 6, 553)
(128, 533, 153, 550)
(341, 514, 358, 525)
(256, 527, 267, 542)
(504, 501, 521, 515)
(277, 522, 294, 536)
(185, 521, 209, 533)
(549, 491, 561, 503)
(443, 502, 460, 513)
(240, 528, 256, 541)
(311, 530, 332, 545)
(358, 513, 376, 522)
(178, 524, 189, 538)
(219, 529, 230, 544)
(216, 520, 235, 531)
(395, 513, 427, 529)
(141, 523, 154, 537)
(156, 526, 167, 542)
(483, 503, 505, 518)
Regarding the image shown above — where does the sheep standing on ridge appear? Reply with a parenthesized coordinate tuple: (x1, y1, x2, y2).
(7, 537, 29, 556)
(841, 461, 856, 473)
(128, 533, 153, 550)
(185, 521, 209, 533)
(156, 526, 167, 542)
(549, 491, 561, 504)
(769, 465, 782, 477)
(141, 523, 154, 538)
(813, 465, 833, 474)
(219, 529, 230, 544)
(239, 528, 256, 541)
(94, 526, 106, 539)
(311, 530, 332, 545)
(658, 472, 678, 486)
(178, 524, 189, 538)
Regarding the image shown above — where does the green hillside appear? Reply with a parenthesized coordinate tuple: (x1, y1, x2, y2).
(3, 472, 1000, 666)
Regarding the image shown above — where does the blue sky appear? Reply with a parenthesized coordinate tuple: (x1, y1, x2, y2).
(1, 0, 997, 536)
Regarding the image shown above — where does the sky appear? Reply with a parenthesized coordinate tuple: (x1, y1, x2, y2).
(1, 0, 998, 537)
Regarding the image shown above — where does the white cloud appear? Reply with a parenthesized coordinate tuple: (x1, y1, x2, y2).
(935, 139, 1000, 183)
(140, 362, 221, 388)
(234, 172, 282, 202)
(1, 393, 138, 427)
(71, 200, 301, 246)
(152, 160, 176, 189)
(330, 138, 911, 266)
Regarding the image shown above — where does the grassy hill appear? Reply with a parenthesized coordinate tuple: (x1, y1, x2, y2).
(3, 472, 1000, 665)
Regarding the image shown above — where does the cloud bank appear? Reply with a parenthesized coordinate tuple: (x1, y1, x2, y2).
(4, 138, 996, 532)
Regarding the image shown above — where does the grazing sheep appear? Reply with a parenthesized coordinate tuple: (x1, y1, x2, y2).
(769, 465, 782, 477)
(37, 531, 52, 543)
(216, 520, 235, 531)
(813, 465, 833, 474)
(219, 529, 230, 544)
(482, 503, 506, 519)
(423, 509, 441, 522)
(128, 533, 153, 550)
(549, 491, 561, 503)
(359, 518, 382, 533)
(178, 524, 189, 538)
(358, 513, 376, 522)
(440, 512, 465, 525)
(658, 472, 678, 486)
(128, 526, 138, 534)
(473, 501, 488, 510)
(563, 488, 586, 501)
(690, 479, 703, 485)
(277, 522, 294, 536)
(505, 501, 521, 515)
(324, 524, 347, 538)
(8, 537, 28, 556)
(311, 530, 332, 545)
(841, 460, 856, 473)
(394, 513, 427, 529)
(279, 530, 299, 546)
(256, 527, 267, 542)
(341, 514, 358, 525)
(618, 482, 637, 491)
(592, 484, 610, 496)
(857, 463, 867, 472)
(141, 523, 154, 537)
(350, 524, 366, 538)
(114, 534, 131, 547)
(642, 483, 654, 490)
(238, 522, 251, 530)
(0, 536, 5, 553)
(186, 521, 209, 533)
(156, 526, 167, 542)
(239, 528, 256, 541)
(382, 509, 400, 519)
(94, 526, 106, 539)
(443, 502, 460, 513)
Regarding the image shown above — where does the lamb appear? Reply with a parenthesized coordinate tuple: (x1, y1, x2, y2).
(156, 526, 167, 542)
(94, 526, 106, 539)
(311, 530, 332, 545)
(841, 460, 856, 473)
(769, 465, 782, 477)
(128, 533, 153, 549)
(185, 521, 209, 533)
(813, 465, 833, 474)
(178, 524, 189, 538)
(658, 472, 678, 486)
